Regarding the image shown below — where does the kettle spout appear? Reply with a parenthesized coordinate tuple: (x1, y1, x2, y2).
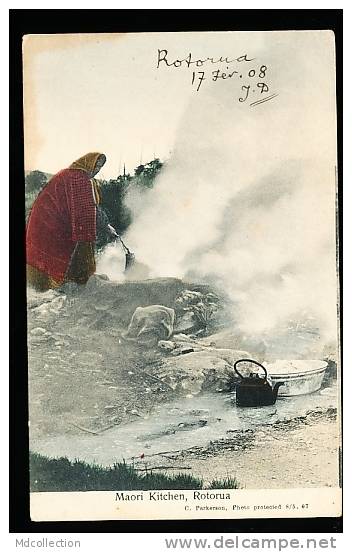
(273, 382, 285, 400)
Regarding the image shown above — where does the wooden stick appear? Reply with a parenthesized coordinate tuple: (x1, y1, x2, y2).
(97, 422, 120, 433)
(139, 446, 200, 459)
(69, 422, 100, 435)
(159, 453, 180, 460)
(134, 466, 192, 471)
(143, 372, 175, 391)
(128, 410, 143, 417)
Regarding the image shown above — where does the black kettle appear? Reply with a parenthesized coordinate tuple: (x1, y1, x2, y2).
(234, 358, 284, 407)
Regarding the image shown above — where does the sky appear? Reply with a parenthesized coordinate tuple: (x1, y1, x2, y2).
(23, 30, 289, 178)
(23, 33, 188, 177)
(23, 32, 256, 177)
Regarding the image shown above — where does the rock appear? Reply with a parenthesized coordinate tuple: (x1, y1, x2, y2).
(31, 335, 50, 343)
(30, 327, 48, 336)
(49, 296, 67, 313)
(80, 277, 185, 326)
(161, 377, 178, 391)
(158, 340, 176, 351)
(173, 334, 196, 343)
(189, 409, 210, 416)
(96, 273, 110, 281)
(180, 377, 203, 394)
(27, 289, 58, 309)
(204, 347, 251, 366)
(123, 305, 175, 345)
(58, 281, 82, 295)
(93, 304, 110, 312)
(31, 294, 66, 318)
(174, 311, 198, 334)
(171, 346, 195, 356)
(177, 420, 208, 430)
(31, 303, 51, 316)
(161, 350, 234, 395)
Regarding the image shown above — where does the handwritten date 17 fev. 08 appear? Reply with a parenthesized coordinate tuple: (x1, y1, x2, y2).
(191, 64, 272, 104)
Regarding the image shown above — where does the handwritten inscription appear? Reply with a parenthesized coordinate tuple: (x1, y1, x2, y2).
(156, 49, 278, 106)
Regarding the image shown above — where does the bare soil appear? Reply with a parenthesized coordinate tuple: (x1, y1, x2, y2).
(133, 409, 340, 489)
(27, 276, 340, 490)
(28, 276, 235, 439)
(28, 315, 175, 439)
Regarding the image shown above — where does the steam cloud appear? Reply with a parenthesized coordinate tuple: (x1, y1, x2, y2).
(101, 33, 338, 345)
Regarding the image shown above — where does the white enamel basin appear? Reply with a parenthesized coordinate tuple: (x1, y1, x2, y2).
(265, 360, 328, 396)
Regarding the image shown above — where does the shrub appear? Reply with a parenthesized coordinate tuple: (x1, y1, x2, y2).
(174, 290, 221, 333)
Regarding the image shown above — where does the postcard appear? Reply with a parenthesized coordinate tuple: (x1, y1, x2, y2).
(23, 30, 341, 521)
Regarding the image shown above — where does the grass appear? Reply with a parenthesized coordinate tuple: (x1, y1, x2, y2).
(30, 452, 239, 492)
(207, 477, 239, 489)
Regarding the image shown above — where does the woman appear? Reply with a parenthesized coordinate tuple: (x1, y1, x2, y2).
(26, 152, 109, 291)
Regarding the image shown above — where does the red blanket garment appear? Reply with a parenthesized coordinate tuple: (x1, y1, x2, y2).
(26, 168, 97, 283)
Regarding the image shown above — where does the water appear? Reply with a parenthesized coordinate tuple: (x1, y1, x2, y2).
(30, 380, 338, 467)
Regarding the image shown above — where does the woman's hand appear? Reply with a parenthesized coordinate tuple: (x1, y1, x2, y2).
(66, 242, 96, 284)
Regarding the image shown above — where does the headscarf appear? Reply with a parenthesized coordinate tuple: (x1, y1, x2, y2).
(69, 152, 105, 205)
(69, 152, 105, 174)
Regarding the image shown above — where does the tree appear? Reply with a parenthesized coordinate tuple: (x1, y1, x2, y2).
(134, 165, 145, 176)
(25, 170, 47, 193)
(98, 179, 132, 249)
(134, 158, 163, 189)
(97, 158, 164, 249)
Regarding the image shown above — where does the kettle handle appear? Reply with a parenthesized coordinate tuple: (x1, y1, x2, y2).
(234, 358, 268, 381)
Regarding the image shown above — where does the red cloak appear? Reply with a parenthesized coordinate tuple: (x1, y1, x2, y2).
(26, 168, 97, 283)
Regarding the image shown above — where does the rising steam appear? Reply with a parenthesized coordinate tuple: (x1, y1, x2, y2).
(100, 32, 338, 344)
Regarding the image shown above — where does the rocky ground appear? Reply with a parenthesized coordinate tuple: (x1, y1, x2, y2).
(28, 275, 241, 439)
(27, 275, 340, 489)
